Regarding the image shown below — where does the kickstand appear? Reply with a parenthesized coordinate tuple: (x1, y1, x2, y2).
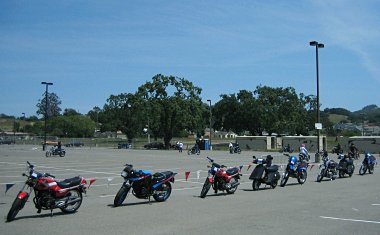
(50, 209, 53, 217)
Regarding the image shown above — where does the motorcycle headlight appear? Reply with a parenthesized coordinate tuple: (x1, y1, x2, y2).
(121, 171, 128, 177)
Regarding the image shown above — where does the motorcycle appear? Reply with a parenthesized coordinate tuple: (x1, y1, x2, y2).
(114, 164, 177, 207)
(280, 154, 309, 187)
(200, 157, 241, 198)
(316, 151, 338, 182)
(187, 145, 200, 155)
(337, 154, 355, 178)
(229, 143, 241, 154)
(348, 150, 360, 160)
(359, 152, 377, 175)
(280, 144, 294, 153)
(332, 144, 343, 154)
(299, 150, 310, 162)
(46, 146, 66, 157)
(7, 161, 94, 222)
(249, 155, 280, 190)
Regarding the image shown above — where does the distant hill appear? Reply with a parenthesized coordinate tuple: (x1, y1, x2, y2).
(328, 114, 349, 124)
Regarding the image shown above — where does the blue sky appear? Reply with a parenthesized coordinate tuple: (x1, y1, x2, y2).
(1, 0, 380, 117)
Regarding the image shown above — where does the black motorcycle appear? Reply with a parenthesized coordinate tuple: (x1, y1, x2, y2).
(332, 144, 343, 154)
(188, 145, 200, 155)
(337, 154, 355, 178)
(45, 146, 66, 157)
(229, 143, 241, 154)
(316, 152, 338, 182)
(249, 155, 280, 190)
(114, 163, 176, 207)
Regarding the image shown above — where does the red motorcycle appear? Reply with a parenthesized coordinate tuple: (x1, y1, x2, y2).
(200, 157, 241, 198)
(7, 161, 95, 222)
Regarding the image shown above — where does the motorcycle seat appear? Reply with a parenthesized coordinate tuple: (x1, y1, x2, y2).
(57, 176, 82, 188)
(153, 171, 174, 181)
(226, 167, 239, 176)
(266, 165, 279, 172)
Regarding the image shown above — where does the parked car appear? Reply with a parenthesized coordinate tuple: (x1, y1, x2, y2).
(118, 143, 132, 149)
(65, 141, 84, 147)
(0, 139, 15, 145)
(144, 142, 165, 150)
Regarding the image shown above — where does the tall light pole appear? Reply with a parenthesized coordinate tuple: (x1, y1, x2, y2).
(41, 82, 53, 150)
(309, 41, 324, 163)
(207, 99, 212, 150)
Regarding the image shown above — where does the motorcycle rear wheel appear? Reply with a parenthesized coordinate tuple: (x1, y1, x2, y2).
(297, 171, 307, 184)
(368, 165, 374, 174)
(200, 179, 211, 198)
(7, 197, 25, 222)
(226, 178, 238, 194)
(114, 186, 130, 207)
(153, 182, 172, 202)
(59, 151, 65, 157)
(60, 189, 83, 213)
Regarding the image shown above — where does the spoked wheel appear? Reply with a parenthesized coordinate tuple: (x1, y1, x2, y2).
(280, 172, 289, 187)
(153, 182, 172, 202)
(7, 197, 26, 222)
(60, 189, 83, 213)
(252, 180, 260, 191)
(46, 151, 51, 157)
(297, 171, 307, 184)
(114, 186, 130, 207)
(200, 179, 211, 198)
(359, 165, 367, 175)
(187, 149, 192, 155)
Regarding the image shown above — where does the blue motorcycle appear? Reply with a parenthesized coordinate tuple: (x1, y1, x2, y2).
(359, 152, 377, 175)
(280, 154, 309, 187)
(114, 163, 176, 207)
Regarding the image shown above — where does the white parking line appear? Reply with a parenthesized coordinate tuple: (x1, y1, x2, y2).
(320, 216, 380, 224)
(372, 204, 380, 206)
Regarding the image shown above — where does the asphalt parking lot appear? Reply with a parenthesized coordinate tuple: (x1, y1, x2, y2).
(1, 145, 379, 235)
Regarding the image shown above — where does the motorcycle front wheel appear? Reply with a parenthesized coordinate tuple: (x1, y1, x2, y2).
(59, 151, 65, 157)
(317, 169, 325, 182)
(153, 182, 172, 202)
(7, 197, 26, 222)
(252, 180, 260, 191)
(45, 151, 51, 157)
(359, 165, 367, 175)
(114, 186, 130, 207)
(200, 179, 211, 198)
(280, 172, 289, 187)
(297, 171, 307, 184)
(60, 189, 83, 213)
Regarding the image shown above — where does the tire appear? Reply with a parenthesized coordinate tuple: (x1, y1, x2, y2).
(359, 165, 367, 175)
(153, 182, 172, 202)
(59, 151, 65, 157)
(60, 189, 83, 213)
(45, 151, 51, 157)
(368, 165, 373, 174)
(271, 179, 278, 189)
(339, 170, 344, 178)
(226, 178, 238, 194)
(114, 186, 130, 207)
(7, 197, 25, 222)
(200, 179, 211, 198)
(187, 149, 191, 155)
(280, 172, 289, 187)
(317, 169, 325, 182)
(297, 171, 307, 184)
(348, 165, 354, 177)
(252, 180, 260, 191)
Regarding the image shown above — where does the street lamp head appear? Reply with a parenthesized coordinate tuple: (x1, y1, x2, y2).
(309, 41, 318, 46)
(207, 99, 211, 102)
(317, 43, 324, 48)
(41, 82, 53, 85)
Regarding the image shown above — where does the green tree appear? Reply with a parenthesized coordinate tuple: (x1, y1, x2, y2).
(136, 74, 205, 148)
(36, 92, 62, 117)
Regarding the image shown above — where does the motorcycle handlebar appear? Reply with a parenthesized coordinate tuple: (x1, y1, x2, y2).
(207, 157, 214, 162)
(45, 173, 55, 178)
